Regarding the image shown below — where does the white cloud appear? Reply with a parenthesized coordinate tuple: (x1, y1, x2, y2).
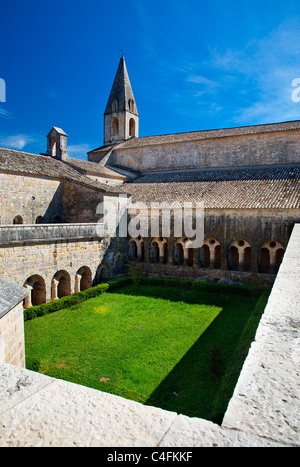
(187, 75, 217, 87)
(0, 108, 14, 119)
(0, 134, 35, 150)
(208, 19, 300, 124)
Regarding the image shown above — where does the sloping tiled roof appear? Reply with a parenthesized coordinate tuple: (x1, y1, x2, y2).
(0, 148, 125, 193)
(66, 158, 128, 179)
(0, 276, 28, 319)
(117, 166, 300, 209)
(115, 120, 300, 149)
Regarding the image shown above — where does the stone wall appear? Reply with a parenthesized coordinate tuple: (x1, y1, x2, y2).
(111, 129, 300, 172)
(130, 262, 276, 287)
(0, 277, 27, 367)
(0, 234, 126, 304)
(0, 173, 63, 225)
(0, 302, 25, 367)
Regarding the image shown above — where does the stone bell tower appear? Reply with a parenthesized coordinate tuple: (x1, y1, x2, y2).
(103, 57, 139, 145)
(46, 126, 69, 161)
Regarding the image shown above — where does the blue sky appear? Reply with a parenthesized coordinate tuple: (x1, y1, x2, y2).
(0, 0, 300, 160)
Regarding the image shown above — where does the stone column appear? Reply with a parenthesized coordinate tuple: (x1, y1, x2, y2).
(75, 274, 81, 293)
(210, 246, 215, 269)
(183, 246, 189, 266)
(23, 284, 32, 309)
(193, 248, 199, 268)
(51, 279, 59, 300)
(168, 239, 174, 265)
(238, 248, 244, 272)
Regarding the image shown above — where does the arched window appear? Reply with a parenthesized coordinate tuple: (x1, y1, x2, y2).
(112, 117, 119, 136)
(151, 242, 159, 263)
(112, 100, 118, 113)
(129, 99, 135, 112)
(228, 246, 239, 270)
(259, 241, 284, 274)
(200, 238, 221, 269)
(75, 266, 92, 292)
(23, 275, 46, 308)
(52, 135, 56, 157)
(129, 118, 135, 137)
(35, 216, 43, 224)
(13, 215, 23, 225)
(52, 270, 71, 299)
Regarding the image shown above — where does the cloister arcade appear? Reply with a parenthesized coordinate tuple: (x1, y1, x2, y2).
(129, 236, 284, 274)
(22, 237, 284, 309)
(22, 251, 125, 309)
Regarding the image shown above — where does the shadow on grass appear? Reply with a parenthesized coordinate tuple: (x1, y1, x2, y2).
(111, 284, 258, 422)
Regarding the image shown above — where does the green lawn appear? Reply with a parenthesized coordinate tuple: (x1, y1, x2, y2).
(24, 281, 267, 422)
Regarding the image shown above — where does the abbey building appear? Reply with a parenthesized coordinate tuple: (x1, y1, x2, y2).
(0, 57, 299, 316)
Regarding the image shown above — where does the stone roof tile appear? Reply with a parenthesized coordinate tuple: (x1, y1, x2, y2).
(118, 166, 300, 209)
(117, 120, 300, 149)
(0, 148, 126, 194)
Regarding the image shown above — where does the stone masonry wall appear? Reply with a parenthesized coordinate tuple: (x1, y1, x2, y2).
(0, 173, 63, 225)
(111, 129, 300, 172)
(0, 302, 25, 367)
(0, 237, 114, 302)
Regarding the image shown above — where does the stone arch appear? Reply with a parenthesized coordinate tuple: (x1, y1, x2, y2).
(200, 238, 221, 269)
(75, 266, 92, 293)
(228, 239, 251, 272)
(113, 250, 125, 274)
(52, 270, 71, 300)
(96, 262, 110, 284)
(130, 236, 144, 262)
(174, 237, 193, 266)
(129, 118, 135, 137)
(129, 99, 135, 112)
(23, 275, 46, 308)
(259, 241, 284, 274)
(13, 215, 23, 225)
(112, 99, 118, 113)
(35, 215, 44, 224)
(52, 135, 56, 157)
(151, 237, 167, 263)
(112, 117, 119, 136)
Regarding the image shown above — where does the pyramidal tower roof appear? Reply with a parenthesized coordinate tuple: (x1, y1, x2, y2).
(104, 57, 138, 115)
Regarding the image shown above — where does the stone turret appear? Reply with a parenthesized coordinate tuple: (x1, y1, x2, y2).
(104, 57, 139, 145)
(46, 126, 69, 161)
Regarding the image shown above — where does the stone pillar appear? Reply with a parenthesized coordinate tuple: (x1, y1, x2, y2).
(183, 246, 189, 266)
(158, 244, 164, 263)
(269, 249, 276, 274)
(51, 279, 59, 300)
(23, 284, 32, 309)
(238, 248, 244, 272)
(193, 248, 199, 268)
(75, 274, 81, 293)
(210, 246, 215, 269)
(168, 239, 174, 264)
(143, 238, 150, 263)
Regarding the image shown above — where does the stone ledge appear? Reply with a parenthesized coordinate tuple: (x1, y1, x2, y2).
(0, 363, 281, 447)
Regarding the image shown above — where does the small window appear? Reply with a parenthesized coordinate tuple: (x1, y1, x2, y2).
(112, 100, 118, 113)
(13, 215, 23, 224)
(129, 118, 135, 137)
(129, 99, 135, 112)
(112, 117, 119, 136)
(35, 216, 44, 224)
(51, 135, 56, 157)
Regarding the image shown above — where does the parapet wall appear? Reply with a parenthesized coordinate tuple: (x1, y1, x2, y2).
(0, 224, 299, 447)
